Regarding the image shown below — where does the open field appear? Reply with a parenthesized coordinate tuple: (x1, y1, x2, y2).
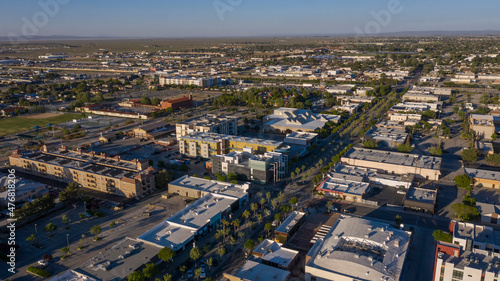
(22, 112, 61, 119)
(0, 113, 81, 136)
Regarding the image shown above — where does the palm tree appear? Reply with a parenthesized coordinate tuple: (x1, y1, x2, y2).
(179, 265, 187, 278)
(162, 273, 172, 281)
(326, 201, 333, 214)
(264, 223, 272, 237)
(216, 247, 226, 260)
(194, 268, 201, 281)
(251, 203, 258, 218)
(266, 192, 271, 204)
(231, 219, 240, 232)
(190, 247, 201, 266)
(289, 197, 298, 210)
(260, 197, 266, 208)
(242, 210, 251, 227)
(237, 231, 245, 241)
(206, 257, 213, 272)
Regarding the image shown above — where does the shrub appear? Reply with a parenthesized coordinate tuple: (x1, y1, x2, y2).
(27, 266, 50, 277)
(432, 230, 453, 243)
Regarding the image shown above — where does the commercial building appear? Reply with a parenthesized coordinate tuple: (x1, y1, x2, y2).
(476, 202, 500, 225)
(223, 260, 291, 281)
(341, 148, 442, 181)
(48, 270, 96, 281)
(263, 108, 340, 133)
(403, 187, 437, 214)
(388, 102, 441, 114)
(159, 76, 221, 88)
(132, 121, 173, 140)
(306, 216, 411, 281)
(211, 148, 288, 183)
(168, 175, 249, 203)
(363, 125, 409, 149)
(251, 239, 299, 271)
(316, 174, 371, 203)
(332, 164, 414, 189)
(433, 221, 500, 281)
(284, 131, 318, 146)
(388, 113, 422, 126)
(75, 238, 160, 281)
(469, 114, 500, 140)
(465, 168, 500, 189)
(336, 95, 375, 105)
(178, 132, 284, 159)
(9, 146, 156, 198)
(160, 95, 193, 110)
(275, 211, 306, 243)
(403, 92, 440, 103)
(176, 114, 238, 139)
(138, 192, 241, 251)
(407, 86, 452, 97)
(0, 175, 47, 207)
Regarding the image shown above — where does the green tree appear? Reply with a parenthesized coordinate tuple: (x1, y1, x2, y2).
(142, 263, 159, 279)
(274, 213, 281, 222)
(128, 271, 145, 281)
(289, 196, 298, 207)
(486, 154, 500, 166)
(141, 96, 151, 105)
(90, 225, 102, 239)
(216, 246, 226, 259)
(158, 247, 175, 262)
(428, 146, 443, 156)
(363, 141, 377, 149)
(394, 215, 402, 226)
(44, 222, 58, 233)
(432, 230, 453, 243)
(195, 268, 202, 280)
(271, 199, 279, 210)
(450, 203, 479, 221)
(61, 214, 71, 225)
(26, 233, 36, 243)
(109, 221, 116, 229)
(162, 273, 172, 281)
(264, 222, 273, 236)
(266, 192, 271, 204)
(58, 182, 82, 202)
(206, 257, 213, 271)
(454, 174, 471, 188)
(492, 133, 498, 141)
(60, 247, 70, 255)
(251, 203, 258, 218)
(326, 201, 333, 214)
(461, 148, 479, 163)
(397, 144, 413, 153)
(190, 246, 201, 264)
(244, 239, 255, 252)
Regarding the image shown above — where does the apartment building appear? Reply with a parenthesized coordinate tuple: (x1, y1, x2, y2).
(178, 132, 284, 158)
(159, 76, 221, 87)
(211, 148, 288, 183)
(9, 146, 156, 198)
(175, 114, 238, 139)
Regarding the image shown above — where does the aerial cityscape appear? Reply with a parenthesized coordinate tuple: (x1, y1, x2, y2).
(1, 1, 500, 281)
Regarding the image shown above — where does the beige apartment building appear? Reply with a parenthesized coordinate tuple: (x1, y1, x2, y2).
(9, 146, 156, 198)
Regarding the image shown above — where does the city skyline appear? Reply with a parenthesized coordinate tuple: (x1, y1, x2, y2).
(1, 0, 500, 38)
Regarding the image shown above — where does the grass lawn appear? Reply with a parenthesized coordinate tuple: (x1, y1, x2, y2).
(0, 113, 81, 136)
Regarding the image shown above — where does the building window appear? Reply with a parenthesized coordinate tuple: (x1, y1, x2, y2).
(440, 267, 445, 275)
(452, 270, 464, 280)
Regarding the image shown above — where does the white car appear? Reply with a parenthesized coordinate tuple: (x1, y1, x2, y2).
(38, 260, 48, 266)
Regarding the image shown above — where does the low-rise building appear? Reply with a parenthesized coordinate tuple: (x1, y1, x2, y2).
(251, 239, 299, 271)
(48, 270, 96, 281)
(75, 238, 160, 281)
(160, 95, 193, 110)
(306, 216, 411, 281)
(476, 202, 500, 225)
(275, 211, 306, 243)
(341, 147, 442, 181)
(465, 168, 500, 189)
(363, 125, 409, 149)
(223, 260, 291, 281)
(263, 107, 340, 133)
(168, 175, 249, 203)
(332, 164, 414, 189)
(284, 131, 318, 146)
(389, 102, 441, 114)
(132, 121, 173, 140)
(403, 186, 437, 214)
(469, 114, 500, 140)
(0, 175, 47, 207)
(211, 149, 287, 183)
(159, 76, 221, 87)
(9, 146, 156, 198)
(388, 112, 422, 125)
(176, 114, 238, 139)
(138, 192, 241, 251)
(403, 91, 440, 102)
(316, 174, 371, 203)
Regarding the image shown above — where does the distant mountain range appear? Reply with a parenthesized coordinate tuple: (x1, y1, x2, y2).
(1, 30, 500, 42)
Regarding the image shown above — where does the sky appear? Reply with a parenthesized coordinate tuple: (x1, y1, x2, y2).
(1, 0, 499, 38)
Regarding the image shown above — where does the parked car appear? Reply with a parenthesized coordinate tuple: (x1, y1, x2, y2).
(187, 269, 194, 278)
(38, 260, 48, 266)
(200, 268, 206, 278)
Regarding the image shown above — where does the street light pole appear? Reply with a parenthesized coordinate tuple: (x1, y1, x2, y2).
(35, 223, 38, 244)
(67, 234, 70, 250)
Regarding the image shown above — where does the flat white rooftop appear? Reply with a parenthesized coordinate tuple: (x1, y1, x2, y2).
(306, 216, 411, 281)
(275, 211, 305, 234)
(466, 168, 500, 182)
(317, 176, 370, 196)
(169, 175, 249, 199)
(252, 239, 298, 268)
(229, 260, 291, 281)
(342, 147, 442, 170)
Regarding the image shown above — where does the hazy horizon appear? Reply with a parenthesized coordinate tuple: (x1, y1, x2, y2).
(2, 0, 500, 38)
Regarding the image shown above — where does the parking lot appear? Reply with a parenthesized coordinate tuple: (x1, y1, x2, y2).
(0, 192, 187, 280)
